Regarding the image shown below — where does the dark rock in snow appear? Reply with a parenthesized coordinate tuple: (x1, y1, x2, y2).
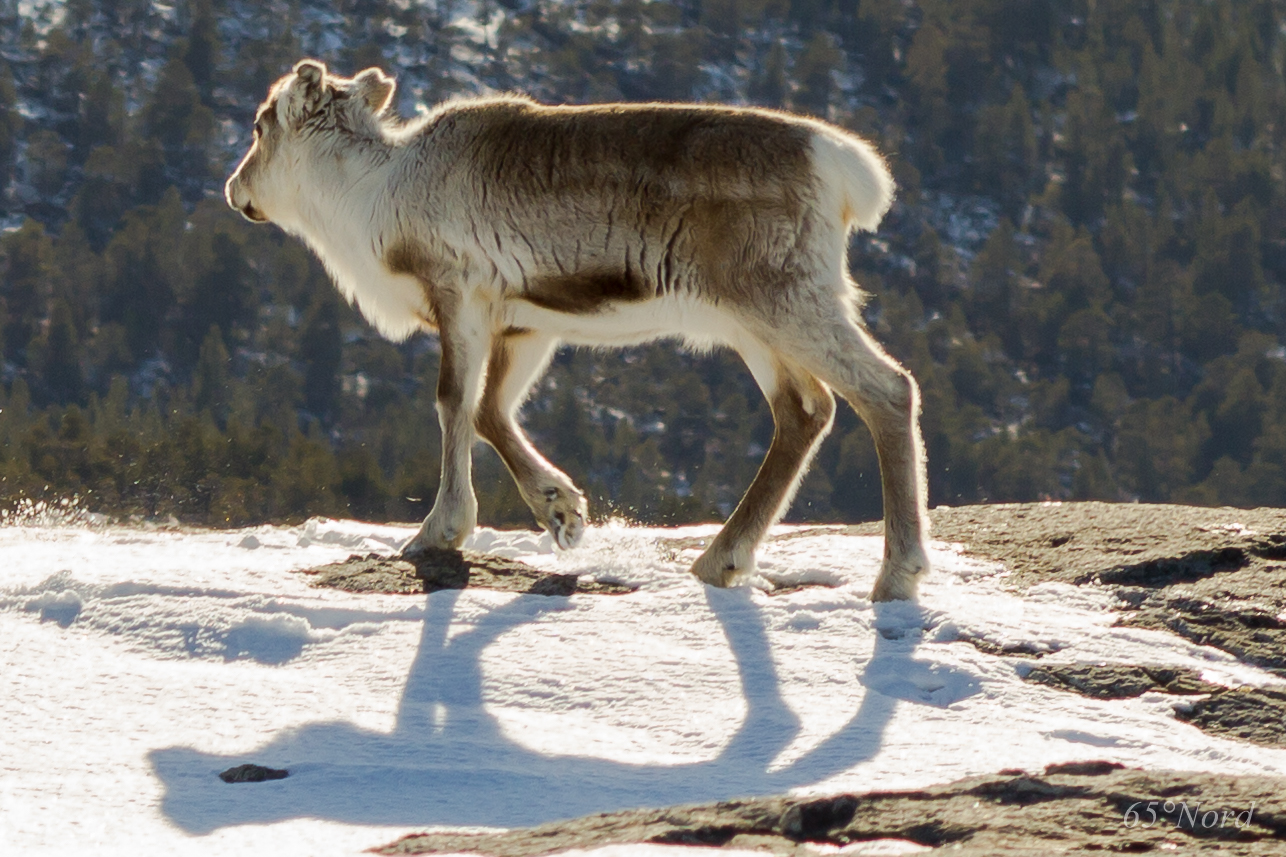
(1024, 663, 1221, 699)
(1130, 598, 1286, 677)
(1175, 686, 1286, 748)
(218, 764, 289, 783)
(301, 550, 635, 596)
(1021, 663, 1286, 748)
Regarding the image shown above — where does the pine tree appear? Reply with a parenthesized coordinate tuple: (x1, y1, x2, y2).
(177, 228, 254, 371)
(748, 42, 788, 108)
(648, 29, 705, 100)
(301, 297, 342, 423)
(792, 32, 841, 118)
(966, 219, 1018, 345)
(26, 129, 69, 199)
(100, 199, 179, 362)
(1191, 194, 1267, 316)
(1115, 396, 1208, 501)
(192, 325, 230, 423)
(141, 44, 216, 194)
(183, 0, 221, 106)
(973, 85, 1038, 217)
(0, 62, 19, 204)
(1, 221, 55, 369)
(35, 298, 85, 406)
(904, 17, 950, 169)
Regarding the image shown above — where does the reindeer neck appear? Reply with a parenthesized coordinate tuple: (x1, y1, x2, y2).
(281, 133, 431, 341)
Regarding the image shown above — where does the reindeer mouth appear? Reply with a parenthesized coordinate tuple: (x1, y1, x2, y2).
(238, 203, 269, 223)
(225, 177, 269, 223)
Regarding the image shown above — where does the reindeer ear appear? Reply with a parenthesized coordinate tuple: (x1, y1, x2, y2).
(278, 59, 332, 129)
(352, 67, 396, 116)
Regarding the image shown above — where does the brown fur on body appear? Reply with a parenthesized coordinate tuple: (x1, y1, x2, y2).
(226, 60, 930, 601)
(384, 98, 820, 321)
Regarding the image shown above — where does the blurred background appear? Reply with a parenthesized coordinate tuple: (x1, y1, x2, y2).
(0, 0, 1283, 528)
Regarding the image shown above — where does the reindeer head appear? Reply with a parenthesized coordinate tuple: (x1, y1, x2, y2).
(225, 59, 397, 225)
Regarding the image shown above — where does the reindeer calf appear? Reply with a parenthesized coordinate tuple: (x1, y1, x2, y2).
(226, 61, 930, 600)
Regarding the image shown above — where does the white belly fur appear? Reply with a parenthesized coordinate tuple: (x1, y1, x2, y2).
(505, 294, 748, 351)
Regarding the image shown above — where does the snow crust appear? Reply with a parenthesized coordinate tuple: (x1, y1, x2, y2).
(3, 518, 1285, 855)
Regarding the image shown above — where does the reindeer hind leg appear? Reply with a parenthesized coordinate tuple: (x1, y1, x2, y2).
(691, 340, 836, 587)
(784, 309, 930, 601)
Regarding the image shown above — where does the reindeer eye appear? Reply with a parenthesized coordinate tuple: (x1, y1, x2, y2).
(253, 120, 265, 139)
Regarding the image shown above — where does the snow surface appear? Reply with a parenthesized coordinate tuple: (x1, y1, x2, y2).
(3, 517, 1286, 856)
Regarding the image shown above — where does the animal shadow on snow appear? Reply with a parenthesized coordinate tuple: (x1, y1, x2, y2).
(150, 588, 973, 834)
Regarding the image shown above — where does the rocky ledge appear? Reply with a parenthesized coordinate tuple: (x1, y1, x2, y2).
(380, 763, 1283, 856)
(891, 502, 1286, 677)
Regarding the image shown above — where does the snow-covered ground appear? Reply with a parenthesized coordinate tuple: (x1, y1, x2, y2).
(3, 516, 1285, 856)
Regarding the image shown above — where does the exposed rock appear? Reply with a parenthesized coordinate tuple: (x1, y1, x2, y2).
(301, 553, 427, 594)
(841, 502, 1286, 602)
(1020, 664, 1286, 748)
(1128, 598, 1286, 676)
(1024, 663, 1221, 699)
(840, 503, 1286, 677)
(958, 636, 1056, 659)
(1174, 686, 1286, 748)
(218, 764, 288, 783)
(378, 766, 1286, 855)
(300, 550, 635, 596)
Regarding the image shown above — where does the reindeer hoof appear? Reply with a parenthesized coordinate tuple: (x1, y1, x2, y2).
(402, 508, 475, 558)
(870, 553, 929, 602)
(690, 546, 753, 587)
(550, 509, 585, 549)
(539, 486, 587, 550)
(398, 540, 442, 563)
(399, 532, 462, 561)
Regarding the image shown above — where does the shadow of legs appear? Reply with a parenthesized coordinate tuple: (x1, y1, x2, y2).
(150, 585, 931, 833)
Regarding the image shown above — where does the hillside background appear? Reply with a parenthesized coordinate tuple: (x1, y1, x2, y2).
(0, 0, 1283, 528)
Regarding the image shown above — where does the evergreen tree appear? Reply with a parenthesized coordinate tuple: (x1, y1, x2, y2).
(1116, 396, 1208, 501)
(792, 32, 841, 117)
(183, 0, 220, 106)
(1191, 194, 1267, 316)
(100, 200, 179, 362)
(647, 29, 704, 100)
(973, 85, 1038, 217)
(966, 218, 1018, 346)
(903, 16, 950, 169)
(301, 297, 342, 423)
(141, 44, 216, 194)
(1, 221, 55, 369)
(26, 129, 69, 199)
(0, 62, 19, 203)
(34, 298, 85, 406)
(748, 42, 789, 108)
(4, 0, 1286, 521)
(177, 228, 254, 370)
(192, 324, 230, 422)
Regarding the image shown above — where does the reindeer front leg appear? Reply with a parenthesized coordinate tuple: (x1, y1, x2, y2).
(402, 293, 492, 558)
(475, 329, 588, 549)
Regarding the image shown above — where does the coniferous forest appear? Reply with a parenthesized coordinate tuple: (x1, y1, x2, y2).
(1, 0, 1284, 530)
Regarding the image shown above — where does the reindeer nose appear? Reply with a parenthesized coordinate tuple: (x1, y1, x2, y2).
(225, 178, 268, 222)
(224, 177, 245, 212)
